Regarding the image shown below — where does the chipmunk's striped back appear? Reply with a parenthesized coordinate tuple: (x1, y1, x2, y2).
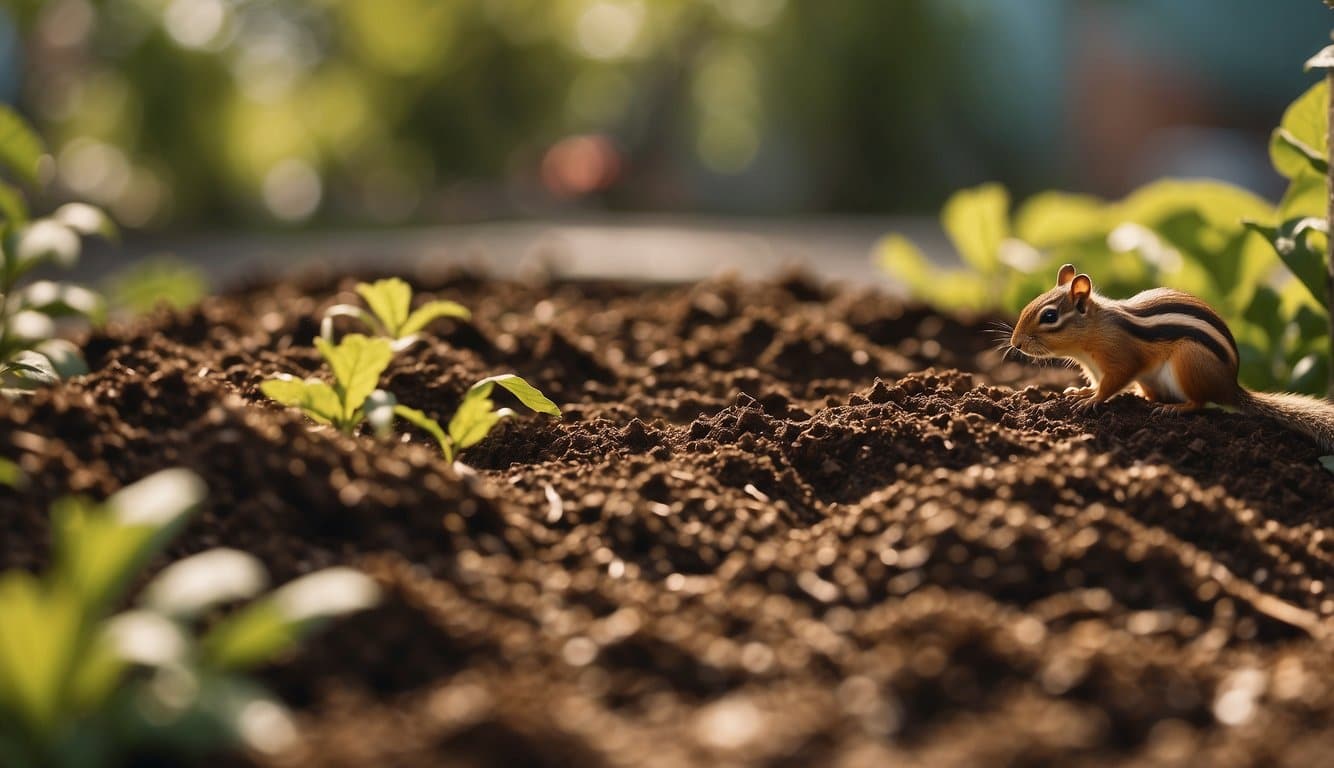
(1106, 288, 1239, 370)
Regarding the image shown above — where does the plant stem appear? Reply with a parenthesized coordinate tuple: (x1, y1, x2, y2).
(1328, 66, 1334, 398)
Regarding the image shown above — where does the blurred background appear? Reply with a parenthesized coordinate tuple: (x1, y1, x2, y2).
(1, 0, 1330, 271)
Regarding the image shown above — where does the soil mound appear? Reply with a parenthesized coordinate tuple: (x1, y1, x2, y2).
(3, 270, 1333, 766)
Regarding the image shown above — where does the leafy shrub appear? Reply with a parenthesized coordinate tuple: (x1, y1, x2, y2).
(322, 278, 469, 351)
(0, 106, 115, 394)
(879, 79, 1331, 395)
(0, 469, 380, 766)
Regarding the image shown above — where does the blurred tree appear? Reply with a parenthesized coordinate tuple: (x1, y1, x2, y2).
(4, 0, 1330, 231)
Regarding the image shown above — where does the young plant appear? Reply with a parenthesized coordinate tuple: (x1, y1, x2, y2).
(0, 106, 116, 394)
(261, 333, 395, 434)
(322, 277, 469, 351)
(377, 374, 562, 463)
(262, 333, 560, 461)
(0, 469, 380, 766)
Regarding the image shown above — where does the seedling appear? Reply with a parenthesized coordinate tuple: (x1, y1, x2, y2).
(262, 333, 560, 461)
(322, 277, 469, 351)
(377, 374, 562, 462)
(0, 106, 116, 394)
(0, 469, 380, 765)
(261, 333, 395, 434)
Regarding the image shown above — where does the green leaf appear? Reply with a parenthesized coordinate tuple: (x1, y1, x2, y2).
(1116, 179, 1273, 232)
(941, 182, 1009, 273)
(0, 181, 28, 225)
(3, 351, 59, 386)
(65, 631, 125, 715)
(320, 304, 381, 340)
(314, 334, 393, 422)
(53, 469, 205, 613)
(447, 384, 507, 452)
(476, 374, 562, 417)
(0, 457, 22, 489)
(355, 278, 412, 337)
(52, 203, 116, 241)
(1271, 80, 1328, 180)
(15, 220, 81, 273)
(19, 280, 106, 324)
(875, 233, 934, 291)
(1013, 190, 1106, 247)
(0, 571, 81, 735)
(1243, 217, 1329, 305)
(0, 106, 45, 185)
(104, 258, 208, 315)
(1320, 455, 1334, 476)
(1244, 284, 1284, 342)
(1295, 304, 1329, 341)
(260, 377, 342, 425)
(1289, 353, 1329, 396)
(392, 404, 450, 459)
(204, 567, 378, 671)
(399, 300, 470, 337)
(1279, 170, 1326, 223)
(34, 340, 88, 380)
(1272, 128, 1329, 177)
(139, 548, 268, 619)
(201, 600, 295, 672)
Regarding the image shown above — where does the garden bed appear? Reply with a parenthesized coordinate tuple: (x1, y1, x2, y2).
(3, 268, 1334, 766)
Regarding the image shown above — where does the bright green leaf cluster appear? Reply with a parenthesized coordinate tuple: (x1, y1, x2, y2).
(0, 469, 380, 765)
(386, 374, 562, 462)
(322, 277, 469, 351)
(268, 288, 560, 461)
(0, 106, 116, 395)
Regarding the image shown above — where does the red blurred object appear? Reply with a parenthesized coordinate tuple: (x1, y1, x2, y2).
(541, 134, 622, 198)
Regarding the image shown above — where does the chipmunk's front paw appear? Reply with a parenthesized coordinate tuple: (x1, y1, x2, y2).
(1072, 397, 1103, 415)
(1064, 386, 1095, 398)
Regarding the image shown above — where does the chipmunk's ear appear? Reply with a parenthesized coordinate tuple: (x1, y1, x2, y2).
(1057, 264, 1077, 286)
(1070, 274, 1092, 312)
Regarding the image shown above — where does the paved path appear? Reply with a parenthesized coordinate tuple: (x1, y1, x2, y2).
(84, 214, 950, 290)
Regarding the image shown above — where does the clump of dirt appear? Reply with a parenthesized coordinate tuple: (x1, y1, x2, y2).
(4, 269, 1334, 767)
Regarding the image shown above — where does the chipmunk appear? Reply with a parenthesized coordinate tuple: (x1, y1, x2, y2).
(1009, 263, 1334, 451)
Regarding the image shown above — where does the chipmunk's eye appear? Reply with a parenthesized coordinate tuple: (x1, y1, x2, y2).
(1039, 308, 1059, 325)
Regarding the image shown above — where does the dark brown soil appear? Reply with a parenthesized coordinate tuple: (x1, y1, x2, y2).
(4, 269, 1334, 767)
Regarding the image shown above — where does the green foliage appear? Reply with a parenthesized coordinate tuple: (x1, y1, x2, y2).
(322, 278, 469, 351)
(0, 457, 22, 489)
(1270, 81, 1328, 179)
(278, 289, 558, 460)
(1243, 218, 1328, 305)
(0, 469, 380, 765)
(261, 333, 394, 433)
(0, 105, 117, 394)
(368, 374, 562, 463)
(105, 258, 210, 315)
(879, 75, 1334, 395)
(0, 105, 44, 187)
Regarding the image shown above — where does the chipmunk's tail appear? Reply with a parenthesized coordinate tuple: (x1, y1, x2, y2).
(1235, 389, 1334, 451)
